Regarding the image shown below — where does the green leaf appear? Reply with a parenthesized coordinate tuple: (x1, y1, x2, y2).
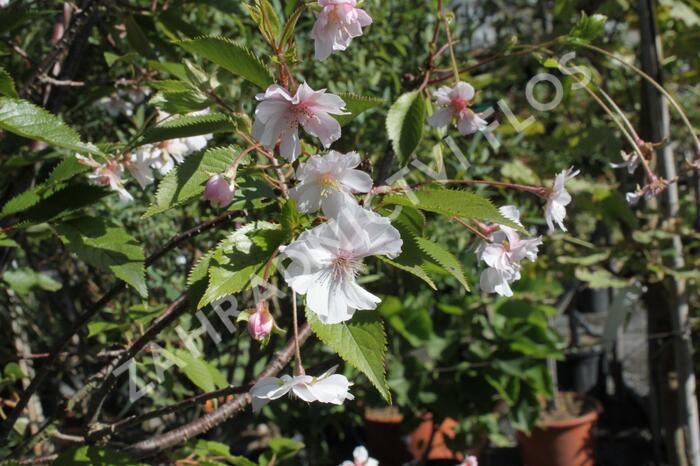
(0, 67, 18, 98)
(567, 12, 608, 44)
(55, 446, 142, 466)
(574, 267, 632, 289)
(177, 36, 274, 88)
(414, 237, 469, 291)
(381, 188, 526, 233)
(307, 309, 390, 403)
(124, 15, 152, 56)
(15, 183, 108, 225)
(3, 268, 62, 295)
(244, 0, 282, 45)
(198, 227, 285, 309)
(0, 8, 53, 35)
(172, 349, 227, 393)
(280, 5, 305, 46)
(149, 89, 211, 114)
(337, 93, 386, 126)
(55, 217, 147, 297)
(269, 437, 305, 460)
(378, 206, 436, 289)
(1, 158, 89, 219)
(386, 90, 426, 161)
(0, 98, 102, 155)
(145, 146, 238, 217)
(0, 234, 19, 248)
(140, 112, 236, 145)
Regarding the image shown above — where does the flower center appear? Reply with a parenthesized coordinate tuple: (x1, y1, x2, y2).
(329, 7, 341, 23)
(450, 97, 468, 112)
(318, 172, 338, 191)
(501, 239, 511, 252)
(331, 250, 360, 280)
(291, 103, 314, 124)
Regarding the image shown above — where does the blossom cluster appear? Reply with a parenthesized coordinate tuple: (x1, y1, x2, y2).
(77, 110, 213, 202)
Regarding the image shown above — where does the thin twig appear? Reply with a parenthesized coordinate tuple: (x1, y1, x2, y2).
(291, 291, 303, 375)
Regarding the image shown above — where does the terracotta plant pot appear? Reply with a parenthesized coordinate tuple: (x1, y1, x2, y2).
(409, 413, 463, 462)
(517, 392, 602, 466)
(363, 407, 412, 466)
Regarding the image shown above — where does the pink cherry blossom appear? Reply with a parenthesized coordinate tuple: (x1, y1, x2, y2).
(311, 0, 373, 61)
(247, 303, 274, 341)
(253, 82, 348, 161)
(290, 150, 373, 216)
(204, 175, 236, 208)
(428, 81, 487, 135)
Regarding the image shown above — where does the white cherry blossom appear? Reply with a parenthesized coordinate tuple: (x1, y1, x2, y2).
(545, 167, 579, 232)
(311, 0, 373, 61)
(96, 94, 134, 117)
(140, 110, 214, 175)
(340, 446, 378, 466)
(250, 366, 354, 412)
(476, 206, 542, 297)
(282, 203, 402, 324)
(428, 81, 487, 135)
(125, 148, 158, 188)
(610, 150, 640, 174)
(290, 150, 372, 216)
(253, 83, 348, 161)
(76, 155, 133, 202)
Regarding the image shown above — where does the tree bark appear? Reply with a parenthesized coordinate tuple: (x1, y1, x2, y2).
(638, 1, 700, 465)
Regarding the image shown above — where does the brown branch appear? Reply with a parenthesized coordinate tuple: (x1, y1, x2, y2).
(0, 209, 242, 441)
(38, 76, 85, 87)
(84, 293, 189, 428)
(21, 0, 103, 99)
(121, 324, 312, 459)
(90, 384, 250, 441)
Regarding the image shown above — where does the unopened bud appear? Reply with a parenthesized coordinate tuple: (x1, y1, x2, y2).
(204, 175, 235, 207)
(247, 303, 274, 341)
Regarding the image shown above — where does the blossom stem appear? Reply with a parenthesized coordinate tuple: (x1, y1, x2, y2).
(226, 143, 260, 178)
(439, 1, 461, 83)
(439, 178, 548, 196)
(453, 217, 490, 241)
(577, 42, 700, 158)
(291, 291, 304, 376)
(372, 178, 548, 198)
(560, 61, 657, 180)
(418, 6, 448, 91)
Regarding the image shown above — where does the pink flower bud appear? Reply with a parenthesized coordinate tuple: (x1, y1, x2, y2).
(248, 305, 273, 341)
(204, 175, 235, 207)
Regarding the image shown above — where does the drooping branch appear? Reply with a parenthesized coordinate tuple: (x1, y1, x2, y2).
(0, 209, 242, 441)
(121, 324, 312, 459)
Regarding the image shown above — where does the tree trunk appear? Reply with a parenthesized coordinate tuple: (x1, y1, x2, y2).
(638, 1, 700, 465)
